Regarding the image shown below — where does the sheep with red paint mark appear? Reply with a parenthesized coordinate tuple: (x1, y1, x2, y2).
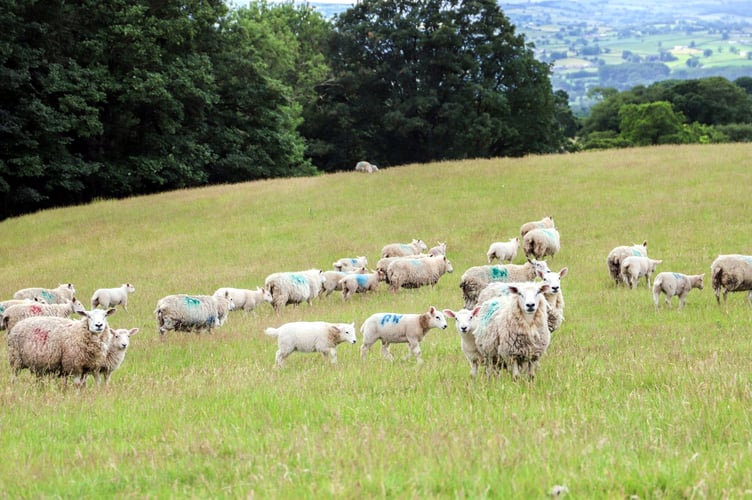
(1, 297, 86, 332)
(0, 297, 47, 315)
(360, 306, 448, 363)
(14, 283, 75, 304)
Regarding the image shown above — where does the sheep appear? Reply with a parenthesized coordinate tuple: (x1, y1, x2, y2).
(213, 286, 272, 312)
(264, 269, 326, 315)
(94, 327, 139, 384)
(14, 283, 75, 304)
(332, 256, 368, 272)
(154, 293, 234, 336)
(354, 161, 378, 173)
(360, 306, 448, 364)
(620, 256, 662, 289)
(652, 272, 704, 309)
(385, 255, 453, 292)
(443, 307, 483, 378)
(520, 216, 555, 238)
(380, 239, 428, 259)
(91, 283, 136, 311)
(0, 297, 47, 315)
(1, 297, 86, 332)
(428, 241, 447, 257)
(468, 296, 514, 377)
(340, 270, 385, 300)
(486, 237, 520, 264)
(7, 307, 116, 387)
(607, 241, 648, 285)
(265, 321, 357, 367)
(522, 227, 560, 260)
(459, 259, 550, 309)
(710, 254, 752, 305)
(321, 268, 367, 297)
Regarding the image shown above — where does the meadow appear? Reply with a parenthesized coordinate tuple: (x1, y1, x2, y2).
(1, 143, 752, 497)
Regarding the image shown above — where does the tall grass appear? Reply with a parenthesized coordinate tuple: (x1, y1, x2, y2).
(1, 144, 751, 497)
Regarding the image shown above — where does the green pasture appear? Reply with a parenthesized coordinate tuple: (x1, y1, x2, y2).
(1, 144, 752, 497)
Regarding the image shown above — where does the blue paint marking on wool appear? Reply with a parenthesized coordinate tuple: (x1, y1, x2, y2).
(631, 249, 643, 256)
(350, 258, 358, 264)
(672, 272, 685, 280)
(400, 244, 411, 250)
(488, 266, 509, 281)
(41, 290, 55, 302)
(291, 274, 307, 285)
(0, 304, 4, 314)
(409, 259, 423, 266)
(542, 228, 558, 241)
(184, 296, 201, 307)
(380, 314, 403, 326)
(355, 274, 369, 287)
(743, 256, 752, 264)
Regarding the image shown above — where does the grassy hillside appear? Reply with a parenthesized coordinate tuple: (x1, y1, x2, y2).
(1, 144, 752, 497)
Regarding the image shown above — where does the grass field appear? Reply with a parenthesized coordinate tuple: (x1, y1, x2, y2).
(1, 143, 752, 497)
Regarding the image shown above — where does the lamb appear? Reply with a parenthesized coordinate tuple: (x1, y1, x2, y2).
(154, 293, 234, 336)
(7, 307, 116, 387)
(94, 327, 139, 384)
(520, 216, 555, 238)
(1, 297, 86, 332)
(321, 268, 367, 297)
(380, 239, 428, 259)
(265, 321, 357, 367)
(332, 256, 368, 272)
(487, 237, 520, 264)
(91, 283, 136, 311)
(607, 241, 648, 285)
(522, 227, 560, 260)
(620, 256, 662, 289)
(652, 272, 704, 309)
(360, 306, 448, 363)
(710, 254, 752, 305)
(459, 259, 550, 309)
(213, 286, 273, 312)
(264, 269, 326, 315)
(428, 241, 447, 257)
(354, 161, 378, 173)
(14, 283, 75, 304)
(385, 255, 453, 292)
(443, 307, 482, 378)
(340, 270, 385, 300)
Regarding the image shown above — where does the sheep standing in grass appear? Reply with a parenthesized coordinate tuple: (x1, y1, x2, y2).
(332, 256, 368, 272)
(386, 255, 453, 292)
(354, 161, 378, 173)
(487, 237, 519, 264)
(154, 293, 234, 336)
(607, 241, 648, 285)
(381, 239, 428, 259)
(1, 297, 86, 332)
(265, 321, 357, 367)
(91, 283, 136, 311)
(213, 287, 272, 312)
(321, 268, 367, 298)
(7, 308, 116, 386)
(652, 272, 704, 309)
(460, 259, 550, 309)
(520, 216, 555, 238)
(340, 270, 384, 300)
(428, 241, 447, 257)
(0, 297, 47, 315)
(443, 307, 482, 378)
(94, 327, 139, 384)
(264, 269, 325, 315)
(470, 296, 513, 377)
(710, 254, 752, 305)
(360, 306, 448, 363)
(621, 256, 662, 289)
(522, 227, 560, 260)
(14, 283, 75, 304)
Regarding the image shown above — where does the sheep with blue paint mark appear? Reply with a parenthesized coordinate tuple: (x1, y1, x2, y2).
(14, 283, 75, 304)
(607, 241, 648, 285)
(459, 259, 550, 309)
(332, 256, 368, 272)
(264, 269, 326, 315)
(520, 216, 555, 238)
(381, 239, 428, 259)
(340, 269, 385, 300)
(652, 272, 704, 309)
(0, 297, 47, 315)
(154, 293, 234, 336)
(522, 227, 560, 260)
(321, 268, 367, 298)
(360, 306, 448, 363)
(385, 255, 453, 292)
(710, 254, 752, 306)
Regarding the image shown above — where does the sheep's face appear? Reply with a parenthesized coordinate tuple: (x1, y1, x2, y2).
(444, 308, 480, 335)
(261, 287, 273, 303)
(542, 267, 568, 295)
(83, 308, 115, 334)
(111, 328, 138, 351)
(530, 259, 551, 275)
(510, 284, 550, 315)
(124, 283, 136, 293)
(338, 323, 357, 344)
(428, 306, 448, 330)
(445, 257, 454, 273)
(70, 297, 86, 315)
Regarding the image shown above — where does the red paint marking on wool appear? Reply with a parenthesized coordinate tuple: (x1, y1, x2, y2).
(32, 327, 49, 346)
(29, 305, 43, 315)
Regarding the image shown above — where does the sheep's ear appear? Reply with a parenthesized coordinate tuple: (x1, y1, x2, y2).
(128, 328, 139, 336)
(106, 308, 117, 316)
(429, 306, 436, 314)
(538, 284, 551, 294)
(471, 306, 482, 317)
(507, 285, 520, 295)
(643, 240, 648, 247)
(559, 267, 569, 278)
(443, 309, 455, 318)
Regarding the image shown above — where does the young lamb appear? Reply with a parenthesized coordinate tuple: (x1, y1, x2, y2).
(487, 237, 520, 264)
(7, 307, 116, 387)
(360, 306, 448, 364)
(332, 256, 368, 272)
(620, 256, 662, 289)
(264, 269, 325, 315)
(522, 227, 560, 260)
(443, 307, 482, 378)
(428, 241, 447, 257)
(94, 327, 139, 384)
(91, 283, 136, 311)
(321, 268, 367, 298)
(385, 255, 454, 292)
(607, 241, 648, 285)
(380, 239, 428, 259)
(265, 321, 357, 367)
(710, 254, 752, 305)
(520, 216, 555, 238)
(1, 297, 86, 332)
(652, 272, 704, 309)
(459, 259, 550, 309)
(540, 267, 568, 334)
(213, 286, 273, 312)
(340, 270, 385, 300)
(154, 293, 234, 336)
(14, 283, 76, 304)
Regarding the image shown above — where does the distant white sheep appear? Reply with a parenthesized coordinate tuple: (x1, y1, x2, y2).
(265, 321, 357, 367)
(428, 241, 447, 257)
(154, 293, 234, 336)
(607, 241, 648, 285)
(1, 297, 86, 332)
(14, 283, 75, 304)
(386, 255, 453, 292)
(710, 254, 752, 305)
(443, 307, 482, 378)
(213, 287, 272, 312)
(522, 227, 560, 260)
(91, 283, 136, 311)
(487, 237, 519, 264)
(620, 256, 662, 289)
(459, 259, 550, 309)
(381, 239, 428, 259)
(652, 272, 704, 309)
(264, 269, 325, 315)
(340, 270, 384, 300)
(332, 256, 368, 272)
(360, 306, 448, 363)
(354, 161, 378, 173)
(520, 216, 555, 238)
(94, 327, 139, 384)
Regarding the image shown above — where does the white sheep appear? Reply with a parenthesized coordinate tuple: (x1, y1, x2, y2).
(428, 241, 447, 257)
(340, 270, 385, 300)
(321, 268, 367, 297)
(354, 161, 378, 173)
(154, 293, 234, 336)
(652, 272, 704, 309)
(265, 321, 357, 367)
(620, 256, 662, 289)
(487, 237, 520, 264)
(1, 297, 86, 332)
(94, 327, 139, 384)
(380, 239, 428, 259)
(710, 254, 752, 305)
(0, 297, 47, 315)
(213, 286, 272, 312)
(360, 306, 448, 363)
(522, 227, 560, 260)
(264, 269, 325, 315)
(7, 307, 116, 387)
(14, 283, 75, 304)
(332, 256, 368, 272)
(443, 307, 482, 378)
(520, 216, 555, 238)
(459, 259, 550, 309)
(91, 283, 136, 311)
(607, 241, 648, 285)
(385, 255, 454, 292)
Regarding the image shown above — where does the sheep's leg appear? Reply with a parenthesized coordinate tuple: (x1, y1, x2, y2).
(407, 340, 423, 364)
(747, 291, 752, 305)
(510, 360, 520, 380)
(380, 342, 394, 361)
(274, 349, 289, 367)
(470, 361, 478, 379)
(652, 290, 660, 310)
(328, 348, 338, 364)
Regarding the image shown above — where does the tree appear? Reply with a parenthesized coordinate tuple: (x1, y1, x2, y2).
(618, 101, 685, 145)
